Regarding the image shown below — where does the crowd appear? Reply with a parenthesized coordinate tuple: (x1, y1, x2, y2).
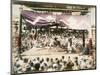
(21, 29, 85, 54)
(12, 55, 95, 74)
(12, 21, 95, 74)
(12, 20, 93, 55)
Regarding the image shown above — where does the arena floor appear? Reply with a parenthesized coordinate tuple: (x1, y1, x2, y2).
(19, 47, 89, 61)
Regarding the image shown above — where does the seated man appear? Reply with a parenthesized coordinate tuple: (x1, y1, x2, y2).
(66, 57, 74, 70)
(53, 37, 61, 47)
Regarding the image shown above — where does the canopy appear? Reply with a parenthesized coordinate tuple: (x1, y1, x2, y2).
(21, 10, 90, 30)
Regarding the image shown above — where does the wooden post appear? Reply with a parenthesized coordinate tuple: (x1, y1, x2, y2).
(19, 14, 22, 54)
(82, 30, 85, 47)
